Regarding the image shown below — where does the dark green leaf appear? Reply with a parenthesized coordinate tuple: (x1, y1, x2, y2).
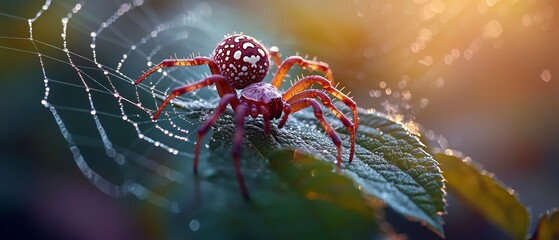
(181, 149, 379, 239)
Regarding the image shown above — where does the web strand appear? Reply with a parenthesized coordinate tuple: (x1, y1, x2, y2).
(24, 0, 217, 212)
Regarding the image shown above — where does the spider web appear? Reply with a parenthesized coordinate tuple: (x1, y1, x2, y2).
(1, 0, 556, 218)
(13, 0, 232, 212)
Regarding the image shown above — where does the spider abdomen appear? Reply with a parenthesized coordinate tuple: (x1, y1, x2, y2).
(212, 34, 270, 89)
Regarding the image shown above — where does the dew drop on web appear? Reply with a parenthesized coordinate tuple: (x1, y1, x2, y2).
(19, 0, 224, 213)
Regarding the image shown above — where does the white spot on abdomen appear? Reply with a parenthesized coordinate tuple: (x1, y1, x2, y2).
(233, 50, 242, 60)
(243, 55, 260, 67)
(234, 36, 244, 42)
(258, 49, 265, 56)
(243, 42, 255, 49)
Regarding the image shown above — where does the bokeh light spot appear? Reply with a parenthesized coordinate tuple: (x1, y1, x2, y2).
(540, 69, 552, 82)
(483, 19, 503, 39)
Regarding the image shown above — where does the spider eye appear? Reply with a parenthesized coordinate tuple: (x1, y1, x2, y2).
(212, 34, 270, 89)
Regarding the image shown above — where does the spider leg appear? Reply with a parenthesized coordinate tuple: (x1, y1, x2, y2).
(258, 105, 271, 134)
(232, 103, 250, 200)
(283, 75, 358, 163)
(194, 93, 238, 173)
(134, 56, 219, 84)
(287, 89, 355, 162)
(268, 46, 281, 67)
(290, 98, 343, 168)
(247, 103, 271, 133)
(270, 56, 334, 88)
(152, 75, 237, 120)
(277, 103, 291, 128)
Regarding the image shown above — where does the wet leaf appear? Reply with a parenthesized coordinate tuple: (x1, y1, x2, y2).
(435, 152, 530, 240)
(531, 209, 559, 240)
(205, 107, 446, 235)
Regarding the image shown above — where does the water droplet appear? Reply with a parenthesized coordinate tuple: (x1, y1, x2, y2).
(435, 77, 445, 88)
(402, 90, 412, 101)
(444, 54, 453, 65)
(363, 47, 374, 58)
(419, 98, 429, 108)
(482, 19, 503, 39)
(90, 110, 97, 115)
(189, 219, 200, 231)
(398, 80, 407, 89)
(115, 154, 126, 165)
(522, 14, 532, 27)
(385, 88, 392, 95)
(485, 0, 498, 7)
(419, 55, 433, 66)
(429, 0, 446, 14)
(106, 148, 116, 157)
(464, 49, 474, 60)
(369, 89, 381, 98)
(451, 49, 460, 59)
(541, 69, 551, 82)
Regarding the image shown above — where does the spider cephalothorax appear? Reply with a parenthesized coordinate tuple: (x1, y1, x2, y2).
(135, 33, 358, 200)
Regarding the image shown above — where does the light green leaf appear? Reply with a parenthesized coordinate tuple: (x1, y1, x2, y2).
(435, 152, 530, 240)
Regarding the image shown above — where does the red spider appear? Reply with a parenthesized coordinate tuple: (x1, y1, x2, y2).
(135, 34, 358, 200)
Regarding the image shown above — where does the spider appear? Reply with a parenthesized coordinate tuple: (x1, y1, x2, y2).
(135, 34, 358, 200)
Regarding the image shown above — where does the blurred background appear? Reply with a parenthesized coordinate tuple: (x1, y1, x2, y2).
(1, 0, 558, 239)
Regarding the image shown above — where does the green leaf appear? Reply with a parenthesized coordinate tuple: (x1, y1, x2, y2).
(434, 152, 530, 240)
(202, 106, 446, 235)
(531, 209, 559, 240)
(183, 149, 379, 239)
